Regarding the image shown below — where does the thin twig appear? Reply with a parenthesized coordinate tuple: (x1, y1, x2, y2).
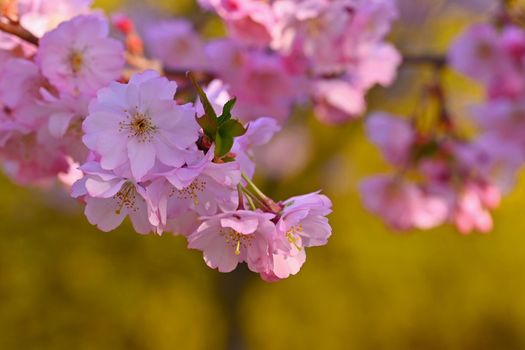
(0, 19, 38, 45)
(402, 54, 447, 68)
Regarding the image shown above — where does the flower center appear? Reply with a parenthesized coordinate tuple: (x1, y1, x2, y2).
(172, 178, 207, 206)
(69, 51, 84, 74)
(113, 181, 137, 215)
(220, 228, 254, 256)
(119, 112, 158, 143)
(286, 225, 303, 251)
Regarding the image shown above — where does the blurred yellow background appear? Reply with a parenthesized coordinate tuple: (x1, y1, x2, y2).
(2, 0, 525, 349)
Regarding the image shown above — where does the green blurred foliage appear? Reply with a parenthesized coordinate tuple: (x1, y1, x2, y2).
(2, 0, 525, 349)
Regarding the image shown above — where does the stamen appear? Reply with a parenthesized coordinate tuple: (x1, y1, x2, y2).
(172, 179, 207, 205)
(219, 228, 254, 256)
(113, 181, 137, 215)
(69, 51, 84, 74)
(119, 111, 158, 143)
(235, 240, 241, 256)
(286, 225, 303, 251)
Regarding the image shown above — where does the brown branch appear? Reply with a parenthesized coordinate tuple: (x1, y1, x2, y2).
(402, 54, 447, 68)
(0, 19, 38, 45)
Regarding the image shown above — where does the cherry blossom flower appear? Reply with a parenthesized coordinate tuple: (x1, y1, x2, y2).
(188, 210, 276, 273)
(312, 79, 366, 124)
(199, 0, 275, 47)
(366, 112, 415, 167)
(269, 192, 332, 279)
(37, 14, 124, 95)
(17, 0, 93, 37)
(40, 89, 90, 139)
(0, 132, 69, 185)
(72, 161, 154, 234)
(0, 58, 46, 145)
(207, 40, 305, 122)
(448, 24, 510, 84)
(82, 70, 201, 181)
(360, 175, 448, 231)
(144, 19, 207, 71)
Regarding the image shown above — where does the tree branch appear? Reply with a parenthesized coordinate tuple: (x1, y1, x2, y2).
(0, 19, 39, 46)
(402, 54, 447, 68)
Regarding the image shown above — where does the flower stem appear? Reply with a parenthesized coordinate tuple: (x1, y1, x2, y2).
(241, 173, 282, 213)
(240, 187, 257, 211)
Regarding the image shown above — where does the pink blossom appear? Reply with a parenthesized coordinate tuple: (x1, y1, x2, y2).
(37, 15, 124, 95)
(472, 100, 525, 145)
(72, 161, 154, 234)
(82, 70, 200, 181)
(144, 19, 207, 71)
(201, 0, 275, 47)
(0, 132, 69, 185)
(0, 58, 46, 146)
(268, 192, 332, 279)
(58, 157, 83, 188)
(188, 210, 276, 273)
(207, 40, 305, 122)
(40, 89, 90, 139)
(313, 79, 366, 124)
(18, 0, 93, 37)
(151, 152, 240, 223)
(455, 135, 523, 193)
(357, 43, 402, 89)
(272, 0, 398, 75)
(448, 24, 510, 84)
(232, 117, 281, 178)
(360, 175, 448, 231)
(271, 0, 351, 73)
(366, 112, 415, 166)
(431, 180, 499, 235)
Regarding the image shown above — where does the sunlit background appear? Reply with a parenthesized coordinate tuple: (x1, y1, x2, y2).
(2, 0, 525, 349)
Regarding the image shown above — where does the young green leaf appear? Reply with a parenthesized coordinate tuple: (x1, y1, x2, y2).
(219, 119, 247, 137)
(188, 71, 218, 137)
(214, 132, 234, 157)
(217, 97, 237, 125)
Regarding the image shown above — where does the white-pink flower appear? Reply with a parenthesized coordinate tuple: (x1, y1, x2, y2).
(37, 14, 124, 95)
(146, 148, 241, 233)
(144, 19, 207, 71)
(207, 40, 305, 122)
(360, 175, 448, 231)
(448, 24, 509, 84)
(82, 70, 201, 181)
(188, 210, 276, 273)
(72, 161, 154, 234)
(18, 0, 93, 37)
(268, 192, 332, 279)
(0, 58, 46, 145)
(366, 112, 415, 166)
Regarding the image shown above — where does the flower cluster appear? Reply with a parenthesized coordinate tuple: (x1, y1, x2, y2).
(0, 4, 124, 185)
(449, 23, 525, 193)
(358, 8, 525, 235)
(0, 2, 333, 281)
(73, 70, 332, 281)
(360, 112, 501, 234)
(143, 0, 401, 124)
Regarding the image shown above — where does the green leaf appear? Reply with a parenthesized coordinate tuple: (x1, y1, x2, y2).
(219, 119, 247, 138)
(214, 132, 234, 158)
(217, 97, 237, 126)
(196, 114, 217, 138)
(188, 71, 217, 137)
